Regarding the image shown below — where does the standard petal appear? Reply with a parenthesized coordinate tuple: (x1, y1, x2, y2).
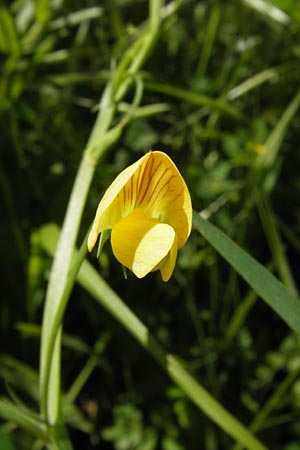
(111, 209, 176, 279)
(87, 153, 151, 251)
(136, 151, 192, 249)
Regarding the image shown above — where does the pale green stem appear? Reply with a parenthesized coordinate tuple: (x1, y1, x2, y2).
(40, 154, 96, 422)
(40, 228, 90, 423)
(39, 0, 164, 440)
(39, 80, 111, 427)
(65, 339, 105, 404)
(39, 79, 115, 421)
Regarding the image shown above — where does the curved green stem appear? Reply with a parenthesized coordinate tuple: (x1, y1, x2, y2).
(39, 0, 164, 439)
(40, 227, 90, 422)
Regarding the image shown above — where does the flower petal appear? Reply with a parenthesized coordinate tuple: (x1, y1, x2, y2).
(87, 153, 151, 251)
(136, 152, 192, 249)
(111, 209, 176, 279)
(159, 234, 178, 282)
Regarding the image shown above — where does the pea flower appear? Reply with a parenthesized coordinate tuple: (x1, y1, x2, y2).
(88, 151, 192, 281)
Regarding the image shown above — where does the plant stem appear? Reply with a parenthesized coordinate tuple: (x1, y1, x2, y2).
(40, 154, 95, 422)
(39, 0, 164, 441)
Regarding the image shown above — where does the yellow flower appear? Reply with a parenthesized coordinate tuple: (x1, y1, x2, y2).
(88, 151, 192, 281)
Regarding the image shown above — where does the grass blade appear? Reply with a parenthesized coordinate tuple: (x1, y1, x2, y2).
(256, 191, 297, 295)
(257, 89, 300, 170)
(196, 4, 221, 77)
(144, 81, 245, 120)
(193, 212, 300, 334)
(241, 0, 290, 25)
(0, 3, 20, 56)
(0, 398, 46, 439)
(35, 0, 50, 24)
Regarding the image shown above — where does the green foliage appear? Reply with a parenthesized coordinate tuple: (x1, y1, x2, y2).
(101, 404, 158, 450)
(1, 0, 300, 449)
(0, 429, 16, 450)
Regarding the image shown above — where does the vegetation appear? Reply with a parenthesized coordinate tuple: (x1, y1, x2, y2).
(1, 0, 300, 449)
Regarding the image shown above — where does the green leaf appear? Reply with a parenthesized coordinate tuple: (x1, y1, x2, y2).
(0, 3, 20, 56)
(0, 355, 39, 402)
(144, 81, 245, 121)
(193, 211, 300, 334)
(35, 0, 50, 24)
(0, 429, 16, 450)
(0, 398, 46, 438)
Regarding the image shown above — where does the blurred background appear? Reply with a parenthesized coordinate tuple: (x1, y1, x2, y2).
(1, 0, 300, 449)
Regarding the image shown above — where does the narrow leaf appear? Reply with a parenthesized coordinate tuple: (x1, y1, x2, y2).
(35, 0, 50, 24)
(256, 191, 297, 295)
(0, 398, 46, 438)
(193, 212, 300, 334)
(241, 0, 291, 25)
(0, 3, 20, 56)
(257, 89, 300, 169)
(144, 81, 245, 121)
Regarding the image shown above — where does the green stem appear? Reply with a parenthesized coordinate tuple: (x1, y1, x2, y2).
(40, 154, 95, 422)
(40, 228, 90, 422)
(65, 338, 106, 404)
(40, 71, 117, 428)
(39, 0, 164, 437)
